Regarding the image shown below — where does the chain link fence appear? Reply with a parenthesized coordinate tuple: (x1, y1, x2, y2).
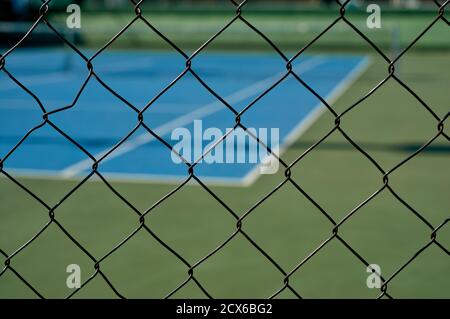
(0, 0, 448, 299)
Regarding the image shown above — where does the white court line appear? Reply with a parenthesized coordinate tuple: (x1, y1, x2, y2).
(240, 56, 372, 186)
(2, 168, 247, 187)
(0, 58, 154, 92)
(60, 57, 326, 178)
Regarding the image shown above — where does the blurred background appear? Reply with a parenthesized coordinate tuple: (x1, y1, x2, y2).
(1, 0, 448, 52)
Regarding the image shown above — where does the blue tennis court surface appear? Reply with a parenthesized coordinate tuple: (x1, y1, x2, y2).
(0, 50, 369, 185)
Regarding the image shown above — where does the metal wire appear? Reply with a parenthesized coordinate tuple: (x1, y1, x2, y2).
(0, 0, 449, 299)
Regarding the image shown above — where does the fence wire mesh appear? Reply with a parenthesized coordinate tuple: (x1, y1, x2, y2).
(0, 0, 449, 299)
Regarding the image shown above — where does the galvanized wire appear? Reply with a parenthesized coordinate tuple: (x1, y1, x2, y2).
(0, 0, 448, 299)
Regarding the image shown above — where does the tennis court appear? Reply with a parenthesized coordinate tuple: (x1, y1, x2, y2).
(1, 50, 369, 184)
